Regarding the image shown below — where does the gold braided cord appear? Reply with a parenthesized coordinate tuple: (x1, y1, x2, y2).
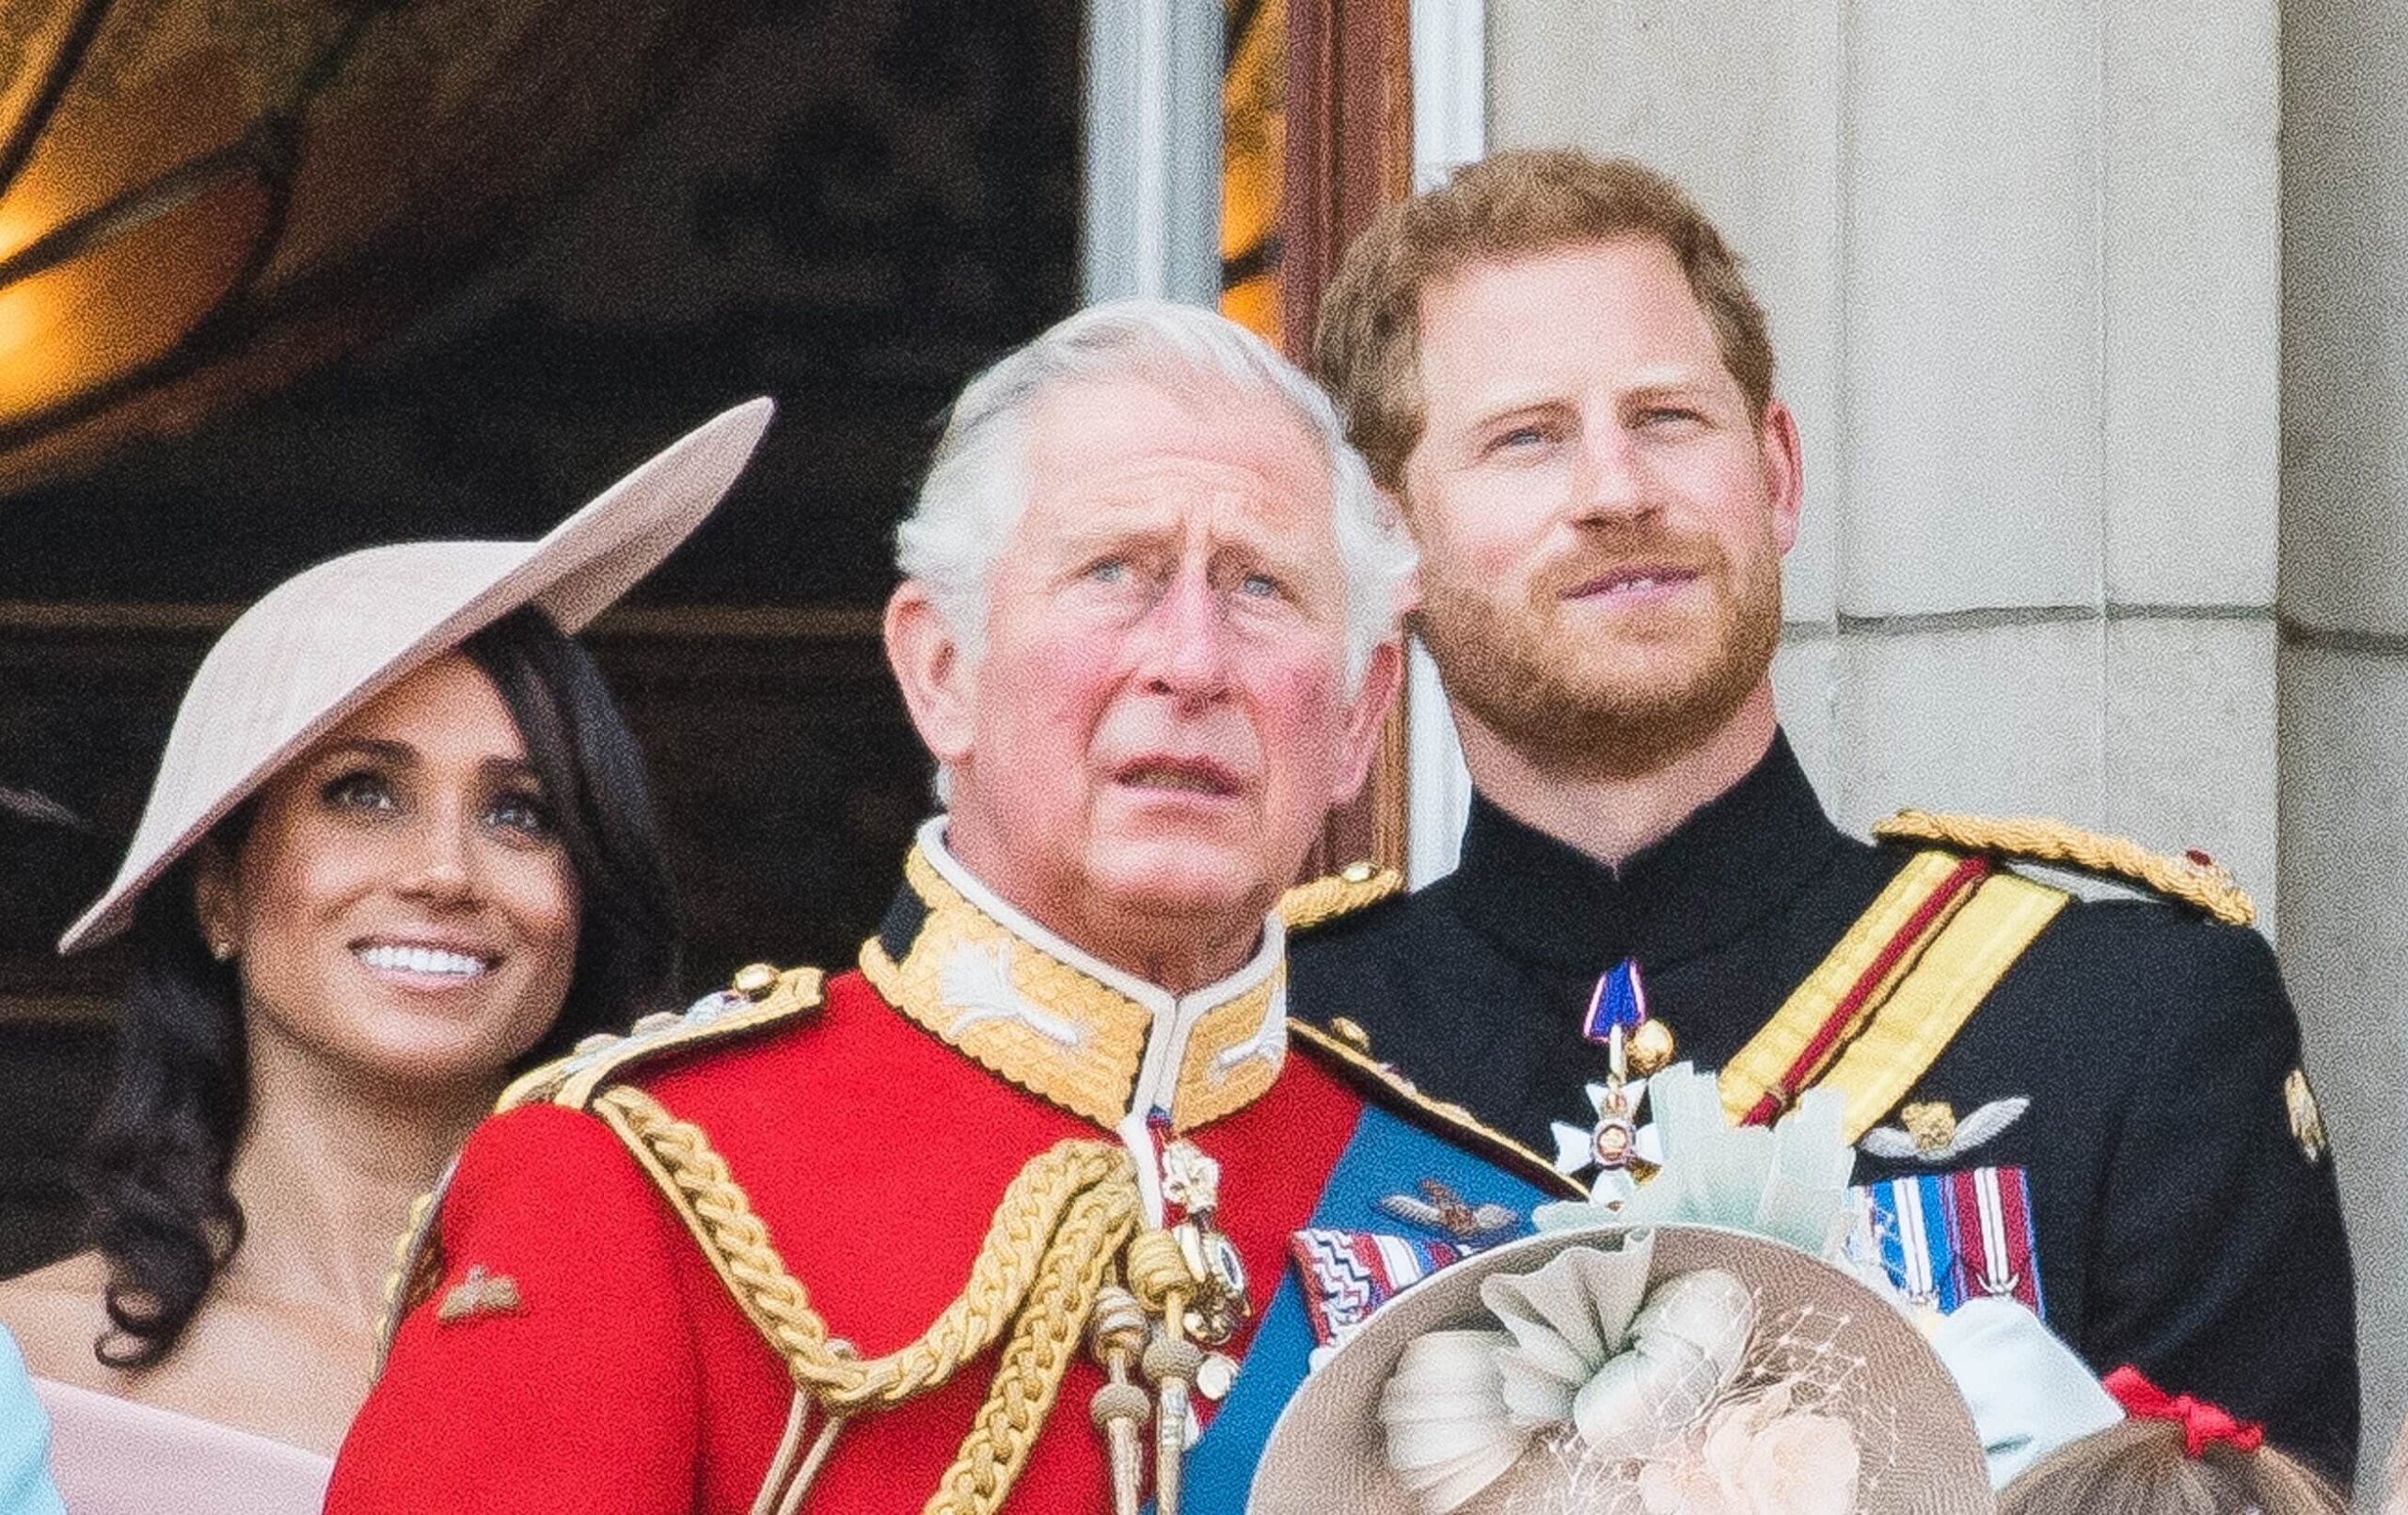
(594, 1082, 1153, 1515)
(593, 1084, 1142, 1411)
(925, 1174, 1141, 1515)
(1875, 809, 2256, 926)
(1117, 1228, 1194, 1317)
(591, 1085, 828, 1372)
(372, 1182, 447, 1375)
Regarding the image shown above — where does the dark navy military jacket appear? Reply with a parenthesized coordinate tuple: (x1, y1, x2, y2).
(1290, 733, 2359, 1478)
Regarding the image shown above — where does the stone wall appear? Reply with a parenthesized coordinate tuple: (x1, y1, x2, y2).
(2284, 0, 2408, 1491)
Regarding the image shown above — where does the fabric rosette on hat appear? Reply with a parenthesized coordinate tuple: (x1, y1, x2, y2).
(1250, 1223, 1991, 1515)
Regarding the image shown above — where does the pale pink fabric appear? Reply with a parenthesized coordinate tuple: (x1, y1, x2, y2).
(31, 1378, 330, 1515)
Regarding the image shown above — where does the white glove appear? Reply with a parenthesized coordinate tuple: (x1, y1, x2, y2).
(1927, 1297, 2123, 1488)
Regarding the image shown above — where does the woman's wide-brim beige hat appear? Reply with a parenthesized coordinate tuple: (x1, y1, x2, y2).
(58, 398, 775, 954)
(1249, 1223, 1993, 1515)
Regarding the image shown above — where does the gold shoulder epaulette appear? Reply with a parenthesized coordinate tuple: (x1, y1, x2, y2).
(1278, 860, 1402, 933)
(1874, 809, 2256, 927)
(495, 963, 826, 1113)
(1287, 1018, 1582, 1199)
(374, 966, 822, 1377)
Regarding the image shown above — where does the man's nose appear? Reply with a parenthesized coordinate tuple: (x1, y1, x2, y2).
(1136, 567, 1233, 704)
(1572, 425, 1657, 526)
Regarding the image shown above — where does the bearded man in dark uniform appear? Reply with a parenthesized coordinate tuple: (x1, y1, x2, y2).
(1291, 150, 2359, 1477)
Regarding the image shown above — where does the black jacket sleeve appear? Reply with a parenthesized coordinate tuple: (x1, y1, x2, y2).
(2084, 920, 2358, 1482)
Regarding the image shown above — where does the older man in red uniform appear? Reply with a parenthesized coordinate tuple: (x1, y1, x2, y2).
(326, 302, 1572, 1515)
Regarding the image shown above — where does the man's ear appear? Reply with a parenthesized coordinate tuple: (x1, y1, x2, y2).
(884, 580, 977, 766)
(1330, 638, 1406, 805)
(1759, 398, 1804, 554)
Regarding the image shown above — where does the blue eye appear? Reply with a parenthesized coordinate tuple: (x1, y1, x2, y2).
(1085, 559, 1132, 585)
(1237, 572, 1281, 599)
(1486, 422, 1558, 457)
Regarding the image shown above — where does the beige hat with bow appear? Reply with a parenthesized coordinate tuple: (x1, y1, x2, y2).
(58, 398, 774, 954)
(1250, 1223, 1993, 1515)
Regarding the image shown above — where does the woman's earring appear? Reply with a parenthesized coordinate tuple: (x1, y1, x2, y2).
(210, 938, 237, 963)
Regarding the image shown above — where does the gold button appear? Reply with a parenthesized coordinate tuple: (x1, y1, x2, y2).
(1329, 1017, 1372, 1053)
(1626, 1019, 1678, 1077)
(1340, 860, 1376, 883)
(732, 963, 781, 1000)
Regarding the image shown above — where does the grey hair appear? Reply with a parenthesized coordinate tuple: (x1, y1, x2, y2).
(895, 299, 1418, 690)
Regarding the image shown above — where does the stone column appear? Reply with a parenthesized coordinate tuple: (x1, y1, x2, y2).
(1083, 0, 1223, 305)
(2283, 0, 2408, 1486)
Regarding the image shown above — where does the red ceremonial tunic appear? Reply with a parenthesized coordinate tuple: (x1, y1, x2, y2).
(326, 835, 1566, 1513)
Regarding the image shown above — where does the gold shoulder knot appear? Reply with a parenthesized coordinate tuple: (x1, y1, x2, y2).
(1874, 810, 2256, 927)
(494, 963, 826, 1113)
(1277, 860, 1402, 933)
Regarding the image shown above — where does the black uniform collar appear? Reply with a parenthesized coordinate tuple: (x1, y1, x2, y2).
(1446, 731, 1845, 975)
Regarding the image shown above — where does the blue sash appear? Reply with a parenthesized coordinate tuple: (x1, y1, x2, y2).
(1182, 1105, 1557, 1508)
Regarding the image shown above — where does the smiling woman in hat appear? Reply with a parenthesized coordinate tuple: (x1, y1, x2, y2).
(0, 400, 770, 1511)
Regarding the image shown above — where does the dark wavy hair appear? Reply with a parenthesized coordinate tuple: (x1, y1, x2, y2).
(76, 605, 682, 1368)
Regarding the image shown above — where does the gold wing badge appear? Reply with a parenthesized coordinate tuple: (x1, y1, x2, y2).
(1858, 1097, 2029, 1163)
(1372, 1177, 1523, 1247)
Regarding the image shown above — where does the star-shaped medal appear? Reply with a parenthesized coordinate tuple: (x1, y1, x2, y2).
(1549, 1076, 1665, 1179)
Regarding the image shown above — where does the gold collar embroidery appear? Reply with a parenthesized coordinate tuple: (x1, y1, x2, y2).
(859, 831, 1287, 1134)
